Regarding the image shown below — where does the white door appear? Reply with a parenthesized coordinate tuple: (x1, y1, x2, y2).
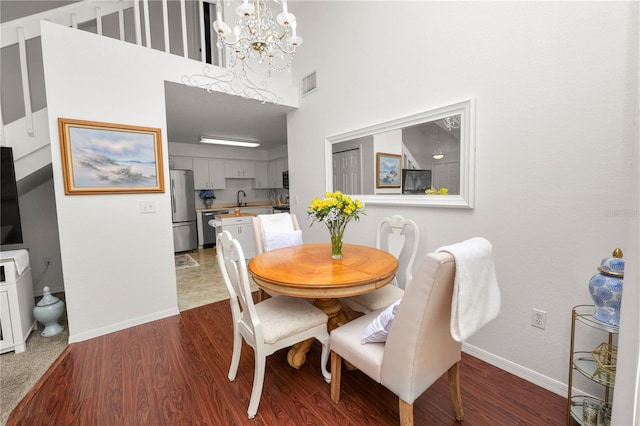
(333, 148, 361, 194)
(432, 162, 460, 194)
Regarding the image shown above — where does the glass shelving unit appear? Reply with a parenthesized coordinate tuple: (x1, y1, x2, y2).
(566, 305, 617, 425)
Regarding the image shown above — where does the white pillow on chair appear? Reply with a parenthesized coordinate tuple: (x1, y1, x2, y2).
(263, 229, 303, 252)
(361, 299, 401, 344)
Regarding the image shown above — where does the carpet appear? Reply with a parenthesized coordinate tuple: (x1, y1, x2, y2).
(175, 253, 199, 270)
(0, 312, 68, 426)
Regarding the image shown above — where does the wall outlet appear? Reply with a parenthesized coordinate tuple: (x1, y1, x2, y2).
(531, 308, 547, 330)
(44, 257, 53, 267)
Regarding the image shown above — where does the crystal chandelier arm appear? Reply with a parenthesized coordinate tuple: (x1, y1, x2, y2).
(269, 23, 290, 41)
(264, 36, 298, 55)
(214, 0, 301, 74)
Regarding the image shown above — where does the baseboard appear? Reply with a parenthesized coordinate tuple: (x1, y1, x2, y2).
(68, 307, 180, 344)
(462, 342, 568, 398)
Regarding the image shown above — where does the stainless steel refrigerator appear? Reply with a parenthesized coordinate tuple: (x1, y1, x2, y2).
(170, 169, 197, 252)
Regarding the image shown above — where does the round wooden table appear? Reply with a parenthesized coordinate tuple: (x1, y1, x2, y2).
(248, 243, 398, 368)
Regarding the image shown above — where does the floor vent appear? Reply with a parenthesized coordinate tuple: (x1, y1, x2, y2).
(302, 71, 317, 97)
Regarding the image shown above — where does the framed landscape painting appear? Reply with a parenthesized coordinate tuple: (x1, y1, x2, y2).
(58, 118, 164, 195)
(376, 152, 401, 188)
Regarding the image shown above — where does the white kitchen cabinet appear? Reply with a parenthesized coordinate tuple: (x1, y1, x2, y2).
(0, 253, 36, 354)
(169, 156, 193, 170)
(225, 160, 255, 178)
(253, 161, 269, 189)
(267, 157, 288, 188)
(193, 158, 226, 189)
(220, 216, 256, 258)
(267, 160, 279, 188)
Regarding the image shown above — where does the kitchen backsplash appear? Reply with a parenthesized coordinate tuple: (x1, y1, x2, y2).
(194, 183, 288, 210)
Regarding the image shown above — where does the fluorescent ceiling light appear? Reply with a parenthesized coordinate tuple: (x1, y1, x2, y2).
(199, 136, 261, 148)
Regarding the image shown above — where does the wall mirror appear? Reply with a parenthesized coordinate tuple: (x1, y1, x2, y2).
(325, 99, 475, 208)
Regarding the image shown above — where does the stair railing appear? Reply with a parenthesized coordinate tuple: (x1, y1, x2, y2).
(1, 0, 220, 148)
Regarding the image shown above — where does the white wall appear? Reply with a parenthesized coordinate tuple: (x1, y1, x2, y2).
(16, 176, 64, 295)
(41, 22, 178, 342)
(39, 21, 298, 343)
(286, 1, 639, 423)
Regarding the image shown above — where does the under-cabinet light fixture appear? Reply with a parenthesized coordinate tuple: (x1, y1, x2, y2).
(199, 136, 261, 148)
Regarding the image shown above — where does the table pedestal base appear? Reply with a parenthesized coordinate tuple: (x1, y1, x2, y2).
(287, 298, 350, 369)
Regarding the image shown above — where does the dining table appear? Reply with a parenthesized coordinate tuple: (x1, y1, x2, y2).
(248, 243, 399, 369)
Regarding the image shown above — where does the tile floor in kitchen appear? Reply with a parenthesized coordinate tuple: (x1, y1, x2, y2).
(175, 247, 257, 311)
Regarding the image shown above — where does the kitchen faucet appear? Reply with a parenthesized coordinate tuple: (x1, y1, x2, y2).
(237, 190, 246, 207)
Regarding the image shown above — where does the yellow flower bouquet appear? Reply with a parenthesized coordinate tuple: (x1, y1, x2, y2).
(425, 187, 449, 195)
(308, 191, 365, 259)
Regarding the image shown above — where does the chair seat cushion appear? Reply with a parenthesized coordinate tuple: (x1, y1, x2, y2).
(330, 311, 386, 382)
(255, 296, 327, 344)
(347, 285, 404, 312)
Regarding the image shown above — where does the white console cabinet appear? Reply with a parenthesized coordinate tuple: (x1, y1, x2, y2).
(0, 251, 36, 354)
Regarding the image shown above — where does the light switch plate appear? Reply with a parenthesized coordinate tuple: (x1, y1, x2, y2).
(140, 201, 156, 213)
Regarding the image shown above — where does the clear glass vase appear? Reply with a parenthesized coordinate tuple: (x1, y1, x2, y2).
(330, 229, 344, 259)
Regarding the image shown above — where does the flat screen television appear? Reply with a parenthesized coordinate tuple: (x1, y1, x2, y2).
(1, 147, 23, 245)
(402, 169, 431, 194)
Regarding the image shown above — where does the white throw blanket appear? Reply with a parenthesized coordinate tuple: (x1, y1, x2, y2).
(259, 213, 294, 233)
(264, 229, 303, 252)
(259, 213, 303, 252)
(436, 237, 501, 342)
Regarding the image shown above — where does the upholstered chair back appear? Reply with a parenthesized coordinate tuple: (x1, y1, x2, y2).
(381, 251, 461, 404)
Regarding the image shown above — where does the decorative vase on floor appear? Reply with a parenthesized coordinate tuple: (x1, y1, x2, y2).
(588, 248, 624, 327)
(33, 286, 65, 337)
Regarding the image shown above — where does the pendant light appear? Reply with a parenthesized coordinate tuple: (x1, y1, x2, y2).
(433, 127, 444, 160)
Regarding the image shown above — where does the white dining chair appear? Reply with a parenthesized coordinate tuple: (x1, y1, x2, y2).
(252, 213, 302, 255)
(217, 230, 331, 419)
(342, 215, 419, 313)
(330, 251, 463, 425)
(252, 213, 303, 300)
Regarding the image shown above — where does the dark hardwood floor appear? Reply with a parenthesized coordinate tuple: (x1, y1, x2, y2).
(8, 297, 567, 425)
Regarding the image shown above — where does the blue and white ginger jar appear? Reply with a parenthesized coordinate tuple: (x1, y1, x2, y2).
(588, 248, 624, 326)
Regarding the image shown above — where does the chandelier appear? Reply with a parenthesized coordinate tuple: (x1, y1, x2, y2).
(433, 127, 444, 160)
(213, 0, 302, 74)
(443, 115, 461, 131)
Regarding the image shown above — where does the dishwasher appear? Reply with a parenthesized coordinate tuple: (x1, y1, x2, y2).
(202, 210, 229, 248)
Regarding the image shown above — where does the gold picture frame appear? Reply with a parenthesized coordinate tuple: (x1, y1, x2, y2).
(375, 152, 401, 188)
(58, 118, 164, 195)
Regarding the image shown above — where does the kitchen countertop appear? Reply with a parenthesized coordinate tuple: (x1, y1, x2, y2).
(215, 212, 257, 219)
(196, 203, 278, 212)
